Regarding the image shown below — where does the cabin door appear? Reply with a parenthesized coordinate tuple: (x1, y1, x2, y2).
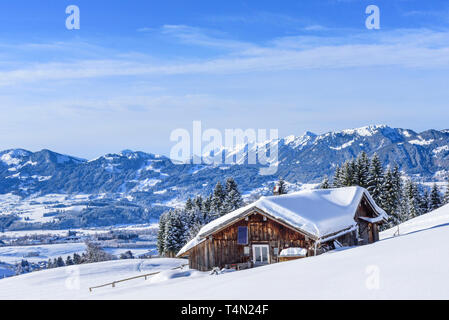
(252, 244, 270, 265)
(368, 223, 374, 244)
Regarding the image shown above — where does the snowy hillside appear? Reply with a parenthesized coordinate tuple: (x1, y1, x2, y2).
(381, 203, 449, 238)
(2, 204, 449, 299)
(0, 258, 189, 299)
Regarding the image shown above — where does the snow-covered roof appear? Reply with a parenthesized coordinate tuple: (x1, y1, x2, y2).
(177, 186, 388, 257)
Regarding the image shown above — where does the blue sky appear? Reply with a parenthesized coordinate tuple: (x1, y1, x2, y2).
(0, 0, 448, 159)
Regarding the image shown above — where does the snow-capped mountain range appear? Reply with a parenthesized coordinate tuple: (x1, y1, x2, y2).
(1, 125, 448, 230)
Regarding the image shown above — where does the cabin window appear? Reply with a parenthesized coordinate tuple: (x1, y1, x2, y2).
(243, 246, 250, 256)
(237, 226, 248, 245)
(253, 245, 270, 265)
(273, 248, 279, 256)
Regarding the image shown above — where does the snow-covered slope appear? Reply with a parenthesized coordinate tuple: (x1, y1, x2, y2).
(0, 258, 189, 299)
(2, 204, 449, 299)
(381, 203, 449, 239)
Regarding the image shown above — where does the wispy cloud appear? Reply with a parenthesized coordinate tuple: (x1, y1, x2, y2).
(1, 27, 449, 87)
(158, 24, 253, 50)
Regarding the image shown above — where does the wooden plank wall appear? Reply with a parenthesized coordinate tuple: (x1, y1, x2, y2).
(188, 211, 311, 270)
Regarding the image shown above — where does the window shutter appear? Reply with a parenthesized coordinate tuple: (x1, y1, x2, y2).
(237, 226, 248, 245)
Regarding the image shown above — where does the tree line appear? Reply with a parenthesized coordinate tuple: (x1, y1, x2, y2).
(157, 177, 243, 257)
(320, 152, 449, 229)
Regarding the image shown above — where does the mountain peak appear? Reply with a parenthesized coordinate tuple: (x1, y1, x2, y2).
(338, 124, 389, 137)
(120, 149, 135, 155)
(304, 131, 317, 137)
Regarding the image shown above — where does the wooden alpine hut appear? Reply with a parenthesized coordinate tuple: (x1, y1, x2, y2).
(177, 186, 388, 271)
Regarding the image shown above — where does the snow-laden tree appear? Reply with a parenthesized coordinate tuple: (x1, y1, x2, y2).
(332, 165, 343, 188)
(157, 212, 168, 256)
(224, 189, 243, 214)
(444, 181, 449, 205)
(223, 178, 243, 214)
(185, 198, 194, 212)
(65, 255, 74, 266)
(430, 184, 443, 211)
(84, 242, 113, 263)
(56, 256, 65, 268)
(73, 253, 82, 265)
(404, 180, 421, 219)
(320, 176, 330, 189)
(276, 178, 288, 195)
(354, 152, 370, 189)
(203, 195, 212, 214)
(163, 210, 188, 257)
(367, 153, 384, 205)
(341, 160, 356, 187)
(419, 188, 431, 215)
(15, 260, 31, 275)
(211, 182, 226, 217)
(381, 168, 395, 215)
(193, 196, 204, 212)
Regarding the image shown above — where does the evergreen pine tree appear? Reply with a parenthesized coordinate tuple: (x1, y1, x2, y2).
(333, 165, 343, 188)
(193, 196, 203, 212)
(381, 168, 395, 215)
(203, 195, 212, 214)
(354, 152, 370, 188)
(276, 178, 288, 195)
(320, 176, 330, 189)
(404, 180, 420, 219)
(382, 165, 404, 229)
(211, 182, 226, 217)
(430, 183, 442, 211)
(157, 212, 168, 256)
(56, 256, 65, 268)
(65, 255, 74, 266)
(84, 242, 112, 263)
(367, 153, 384, 204)
(340, 160, 356, 187)
(420, 189, 431, 215)
(185, 198, 194, 212)
(224, 178, 243, 214)
(163, 210, 187, 257)
(73, 253, 82, 265)
(444, 180, 449, 205)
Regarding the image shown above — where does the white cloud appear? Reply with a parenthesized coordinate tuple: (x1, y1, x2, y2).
(1, 28, 449, 87)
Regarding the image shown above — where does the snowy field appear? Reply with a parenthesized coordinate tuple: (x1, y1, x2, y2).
(0, 243, 86, 265)
(0, 193, 90, 223)
(1, 204, 449, 299)
(0, 258, 189, 299)
(380, 203, 449, 239)
(0, 223, 158, 238)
